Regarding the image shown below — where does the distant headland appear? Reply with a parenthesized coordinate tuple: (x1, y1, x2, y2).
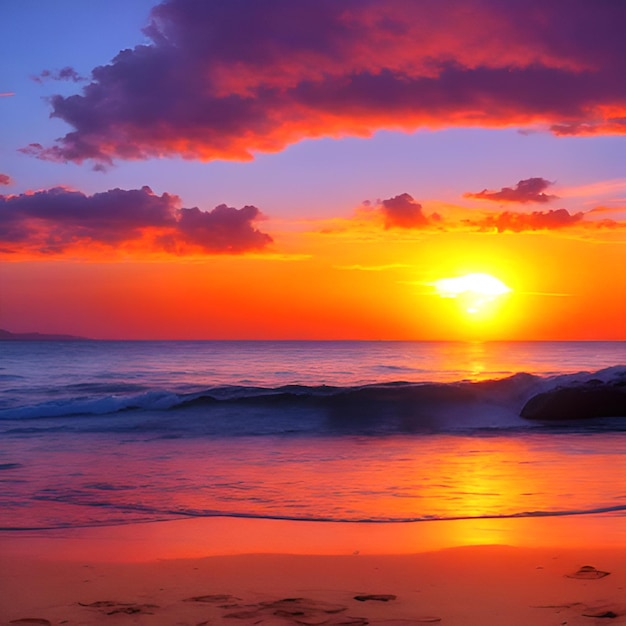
(0, 329, 90, 341)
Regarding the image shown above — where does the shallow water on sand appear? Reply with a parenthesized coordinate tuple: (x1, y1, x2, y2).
(2, 429, 625, 530)
(1, 340, 624, 533)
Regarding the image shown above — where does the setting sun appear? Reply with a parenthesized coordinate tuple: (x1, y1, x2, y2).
(432, 273, 512, 315)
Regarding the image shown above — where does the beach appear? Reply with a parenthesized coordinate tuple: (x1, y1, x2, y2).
(3, 0, 626, 620)
(2, 340, 625, 624)
(2, 515, 626, 625)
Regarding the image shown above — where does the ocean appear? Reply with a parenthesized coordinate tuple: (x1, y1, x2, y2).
(0, 340, 625, 533)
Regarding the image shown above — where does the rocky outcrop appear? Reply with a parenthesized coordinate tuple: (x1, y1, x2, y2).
(520, 381, 626, 420)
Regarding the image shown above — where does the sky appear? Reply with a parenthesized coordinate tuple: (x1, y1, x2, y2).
(1, 0, 625, 340)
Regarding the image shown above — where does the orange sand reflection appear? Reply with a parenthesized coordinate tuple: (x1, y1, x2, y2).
(3, 513, 625, 564)
(5, 418, 626, 566)
(4, 433, 625, 562)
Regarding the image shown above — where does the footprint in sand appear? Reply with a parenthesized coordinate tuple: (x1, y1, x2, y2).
(581, 603, 626, 619)
(354, 594, 397, 603)
(582, 609, 618, 618)
(565, 565, 611, 579)
(219, 596, 361, 624)
(182, 593, 442, 625)
(77, 600, 159, 615)
(533, 601, 624, 621)
(184, 593, 241, 605)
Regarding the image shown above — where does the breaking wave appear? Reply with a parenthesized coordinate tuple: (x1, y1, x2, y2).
(1, 366, 624, 436)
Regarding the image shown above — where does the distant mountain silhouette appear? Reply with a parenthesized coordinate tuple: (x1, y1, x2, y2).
(0, 329, 90, 341)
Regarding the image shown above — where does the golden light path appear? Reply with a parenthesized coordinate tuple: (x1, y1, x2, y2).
(431, 272, 512, 315)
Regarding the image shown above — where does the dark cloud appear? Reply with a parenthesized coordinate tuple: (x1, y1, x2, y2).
(465, 178, 558, 204)
(465, 208, 584, 232)
(0, 174, 12, 186)
(0, 187, 272, 255)
(32, 67, 86, 84)
(25, 0, 626, 166)
(375, 191, 591, 233)
(161, 204, 272, 253)
(380, 193, 430, 229)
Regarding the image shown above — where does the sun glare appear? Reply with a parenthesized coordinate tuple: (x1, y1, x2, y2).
(432, 273, 512, 316)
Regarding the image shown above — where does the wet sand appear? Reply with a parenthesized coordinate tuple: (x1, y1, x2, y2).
(1, 516, 625, 625)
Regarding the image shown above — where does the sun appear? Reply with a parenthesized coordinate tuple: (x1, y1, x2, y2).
(431, 272, 512, 315)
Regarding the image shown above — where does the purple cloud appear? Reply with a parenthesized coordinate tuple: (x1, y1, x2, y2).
(465, 178, 558, 204)
(465, 208, 584, 232)
(32, 67, 87, 84)
(0, 174, 12, 186)
(0, 186, 273, 255)
(161, 204, 272, 253)
(25, 0, 626, 166)
(380, 193, 430, 229)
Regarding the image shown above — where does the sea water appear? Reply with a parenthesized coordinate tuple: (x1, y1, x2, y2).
(0, 340, 624, 532)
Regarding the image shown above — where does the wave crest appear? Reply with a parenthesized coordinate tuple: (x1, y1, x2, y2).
(2, 367, 624, 435)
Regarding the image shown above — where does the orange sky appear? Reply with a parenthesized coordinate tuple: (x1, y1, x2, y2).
(2, 205, 624, 340)
(1, 1, 625, 340)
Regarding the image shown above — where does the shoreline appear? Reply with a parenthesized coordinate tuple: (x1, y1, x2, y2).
(2, 512, 625, 562)
(2, 515, 626, 625)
